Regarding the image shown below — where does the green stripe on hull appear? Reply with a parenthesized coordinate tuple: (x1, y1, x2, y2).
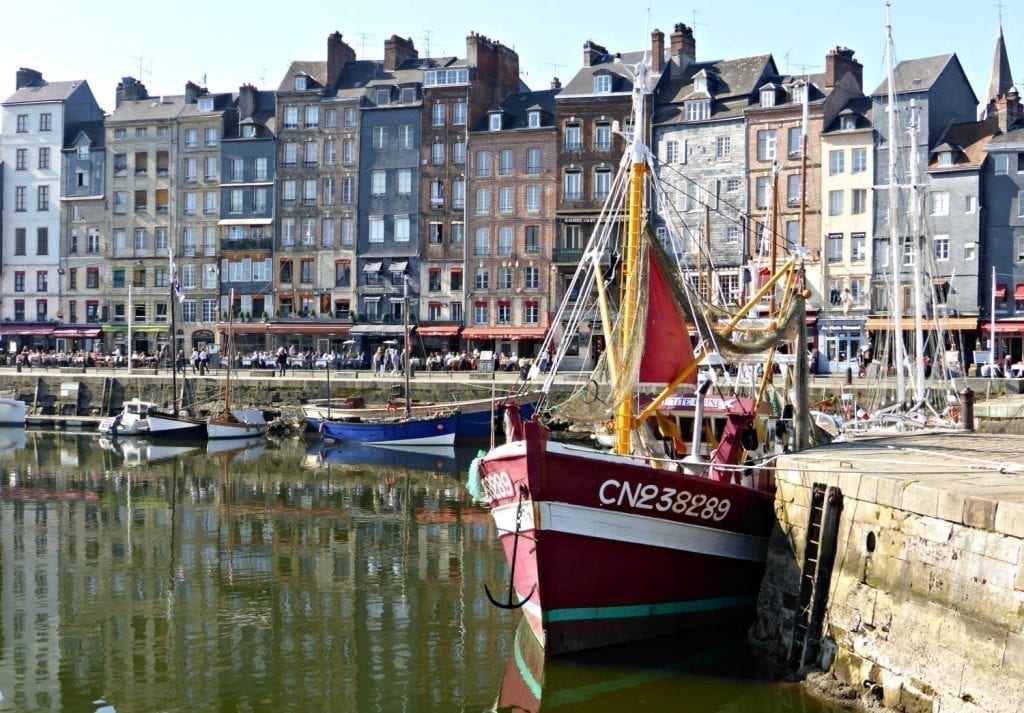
(544, 594, 754, 624)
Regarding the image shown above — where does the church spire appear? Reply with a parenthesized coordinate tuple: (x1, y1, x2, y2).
(988, 25, 1014, 103)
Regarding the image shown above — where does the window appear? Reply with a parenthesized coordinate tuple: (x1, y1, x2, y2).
(324, 108, 337, 128)
(852, 147, 867, 173)
(564, 123, 582, 151)
(829, 150, 845, 175)
(726, 226, 740, 243)
(38, 147, 50, 169)
(594, 169, 611, 200)
(185, 128, 199, 148)
(37, 271, 49, 291)
(526, 148, 541, 174)
(788, 127, 802, 158)
(851, 232, 866, 262)
(431, 141, 445, 165)
(284, 142, 298, 165)
(526, 185, 541, 213)
(300, 217, 316, 245)
(341, 137, 356, 165)
(205, 127, 218, 146)
(134, 228, 148, 250)
(716, 136, 731, 158)
(760, 87, 776, 108)
(755, 177, 770, 209)
(475, 151, 492, 177)
(326, 138, 338, 165)
(369, 215, 384, 243)
(453, 102, 467, 125)
(934, 234, 949, 261)
(394, 215, 410, 242)
(37, 185, 49, 211)
(230, 189, 244, 213)
(594, 74, 612, 93)
(343, 107, 357, 127)
(304, 141, 318, 166)
(499, 186, 514, 213)
(475, 268, 490, 290)
(930, 191, 950, 216)
(204, 156, 217, 181)
(184, 157, 197, 182)
(685, 100, 710, 121)
(373, 126, 387, 150)
(16, 114, 27, 132)
(965, 195, 977, 214)
(995, 154, 1011, 174)
(38, 112, 52, 131)
(428, 222, 443, 245)
(375, 87, 390, 105)
(594, 122, 612, 151)
(14, 272, 25, 292)
(525, 267, 540, 291)
(827, 233, 843, 263)
(498, 227, 514, 256)
(489, 113, 502, 131)
(664, 140, 679, 164)
(786, 174, 801, 206)
(397, 124, 414, 149)
(304, 105, 319, 128)
(14, 228, 25, 255)
(476, 188, 491, 215)
(829, 190, 844, 216)
(370, 170, 387, 196)
(564, 170, 582, 202)
(475, 228, 490, 256)
(451, 222, 464, 245)
(15, 148, 27, 170)
(757, 130, 776, 161)
(283, 106, 299, 129)
(852, 189, 867, 214)
(499, 149, 514, 175)
(964, 242, 976, 261)
(473, 301, 488, 325)
(528, 111, 541, 128)
(432, 103, 445, 127)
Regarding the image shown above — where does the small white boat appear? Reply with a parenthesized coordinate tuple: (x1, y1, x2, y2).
(0, 397, 27, 427)
(99, 398, 153, 436)
(207, 408, 267, 440)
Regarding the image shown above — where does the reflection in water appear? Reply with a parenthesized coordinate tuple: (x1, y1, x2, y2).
(0, 432, 845, 712)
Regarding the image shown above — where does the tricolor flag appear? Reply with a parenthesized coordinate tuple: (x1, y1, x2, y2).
(168, 248, 185, 303)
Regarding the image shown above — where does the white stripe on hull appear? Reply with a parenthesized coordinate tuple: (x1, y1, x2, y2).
(372, 433, 456, 446)
(493, 500, 767, 562)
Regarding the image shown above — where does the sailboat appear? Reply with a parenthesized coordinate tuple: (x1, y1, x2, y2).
(318, 277, 458, 446)
(206, 288, 267, 440)
(146, 247, 208, 440)
(472, 58, 811, 655)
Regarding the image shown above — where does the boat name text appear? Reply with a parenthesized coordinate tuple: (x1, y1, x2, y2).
(481, 471, 516, 501)
(598, 479, 731, 521)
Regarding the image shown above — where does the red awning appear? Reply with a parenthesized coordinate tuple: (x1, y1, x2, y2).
(461, 327, 547, 340)
(415, 325, 460, 337)
(0, 324, 55, 336)
(981, 321, 1024, 334)
(996, 284, 1008, 300)
(52, 327, 102, 338)
(1015, 284, 1024, 300)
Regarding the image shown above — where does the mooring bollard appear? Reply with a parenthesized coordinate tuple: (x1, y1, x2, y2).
(959, 387, 975, 431)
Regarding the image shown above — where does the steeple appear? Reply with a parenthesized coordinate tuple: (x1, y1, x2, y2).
(988, 26, 1014, 103)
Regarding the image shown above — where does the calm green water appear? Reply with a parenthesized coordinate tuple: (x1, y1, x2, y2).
(0, 430, 845, 712)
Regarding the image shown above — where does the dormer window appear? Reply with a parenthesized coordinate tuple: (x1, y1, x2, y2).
(198, 97, 214, 112)
(594, 74, 612, 94)
(685, 100, 710, 122)
(693, 70, 709, 95)
(841, 116, 857, 131)
(791, 84, 807, 105)
(294, 75, 307, 91)
(760, 87, 776, 108)
(241, 125, 257, 138)
(77, 143, 89, 159)
(528, 111, 541, 128)
(401, 87, 416, 103)
(376, 88, 390, 105)
(938, 151, 954, 166)
(489, 114, 502, 131)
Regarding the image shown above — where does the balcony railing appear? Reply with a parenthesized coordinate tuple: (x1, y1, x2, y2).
(221, 236, 273, 251)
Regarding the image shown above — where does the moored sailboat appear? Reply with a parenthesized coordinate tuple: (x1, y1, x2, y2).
(207, 289, 267, 440)
(473, 57, 811, 654)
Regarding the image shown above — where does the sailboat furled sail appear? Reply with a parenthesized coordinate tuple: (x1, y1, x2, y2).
(639, 243, 697, 386)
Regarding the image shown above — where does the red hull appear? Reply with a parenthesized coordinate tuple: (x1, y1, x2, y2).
(480, 420, 775, 654)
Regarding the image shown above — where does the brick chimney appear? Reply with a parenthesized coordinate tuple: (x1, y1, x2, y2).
(15, 67, 44, 89)
(990, 88, 1024, 132)
(670, 23, 696, 65)
(327, 32, 356, 88)
(115, 76, 148, 108)
(238, 84, 257, 119)
(583, 40, 608, 67)
(825, 46, 862, 90)
(651, 29, 665, 74)
(384, 35, 418, 71)
(551, 77, 562, 90)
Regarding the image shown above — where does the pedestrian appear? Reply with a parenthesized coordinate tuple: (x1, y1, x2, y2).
(176, 349, 186, 374)
(199, 347, 209, 375)
(276, 346, 288, 376)
(190, 347, 199, 374)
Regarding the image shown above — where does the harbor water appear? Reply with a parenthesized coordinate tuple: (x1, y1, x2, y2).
(0, 430, 846, 712)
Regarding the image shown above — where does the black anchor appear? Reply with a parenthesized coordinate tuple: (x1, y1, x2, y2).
(485, 484, 536, 610)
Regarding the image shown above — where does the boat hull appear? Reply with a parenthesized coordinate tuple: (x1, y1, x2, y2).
(479, 420, 775, 655)
(304, 391, 541, 442)
(0, 398, 27, 427)
(207, 409, 267, 440)
(319, 412, 457, 446)
(146, 411, 207, 440)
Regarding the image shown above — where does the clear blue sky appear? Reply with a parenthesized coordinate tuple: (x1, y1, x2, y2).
(1, 0, 1018, 112)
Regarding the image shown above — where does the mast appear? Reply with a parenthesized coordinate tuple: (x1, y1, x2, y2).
(907, 98, 926, 404)
(885, 1, 907, 405)
(169, 248, 179, 414)
(403, 276, 411, 419)
(614, 59, 650, 456)
(224, 288, 234, 416)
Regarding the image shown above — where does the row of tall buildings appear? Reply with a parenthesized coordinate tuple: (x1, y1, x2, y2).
(2, 23, 1024, 371)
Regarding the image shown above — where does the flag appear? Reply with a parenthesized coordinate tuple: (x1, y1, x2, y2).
(168, 248, 185, 303)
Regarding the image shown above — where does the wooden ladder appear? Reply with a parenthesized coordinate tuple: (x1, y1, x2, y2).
(788, 482, 843, 669)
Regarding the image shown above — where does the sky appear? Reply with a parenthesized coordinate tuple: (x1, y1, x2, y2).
(1, 0, 1020, 113)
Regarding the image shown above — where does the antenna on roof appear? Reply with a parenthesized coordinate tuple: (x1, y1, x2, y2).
(356, 32, 374, 56)
(421, 29, 433, 57)
(690, 9, 707, 31)
(784, 52, 819, 78)
(125, 55, 153, 81)
(544, 62, 566, 76)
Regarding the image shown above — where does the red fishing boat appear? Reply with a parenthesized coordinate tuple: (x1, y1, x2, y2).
(475, 58, 811, 654)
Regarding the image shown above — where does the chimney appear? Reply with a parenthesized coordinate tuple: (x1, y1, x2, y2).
(115, 76, 148, 108)
(825, 46, 862, 90)
(991, 88, 1024, 132)
(651, 29, 665, 74)
(15, 67, 44, 90)
(384, 35, 418, 71)
(185, 81, 202, 104)
(583, 40, 608, 67)
(238, 84, 257, 119)
(327, 31, 356, 88)
(670, 23, 696, 65)
(551, 77, 562, 90)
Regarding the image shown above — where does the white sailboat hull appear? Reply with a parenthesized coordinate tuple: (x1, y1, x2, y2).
(0, 398, 28, 427)
(207, 409, 267, 439)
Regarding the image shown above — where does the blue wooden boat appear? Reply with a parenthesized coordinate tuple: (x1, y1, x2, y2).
(308, 442, 457, 472)
(318, 411, 458, 446)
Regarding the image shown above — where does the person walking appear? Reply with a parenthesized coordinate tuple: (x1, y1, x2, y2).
(199, 347, 209, 375)
(190, 347, 200, 374)
(276, 346, 288, 377)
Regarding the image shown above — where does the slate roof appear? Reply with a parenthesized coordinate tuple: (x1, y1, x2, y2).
(822, 95, 874, 133)
(107, 93, 186, 122)
(654, 54, 776, 125)
(559, 47, 661, 97)
(277, 61, 328, 93)
(470, 88, 559, 132)
(3, 79, 89, 105)
(989, 27, 1014, 103)
(871, 54, 955, 96)
(66, 120, 105, 150)
(928, 117, 997, 171)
